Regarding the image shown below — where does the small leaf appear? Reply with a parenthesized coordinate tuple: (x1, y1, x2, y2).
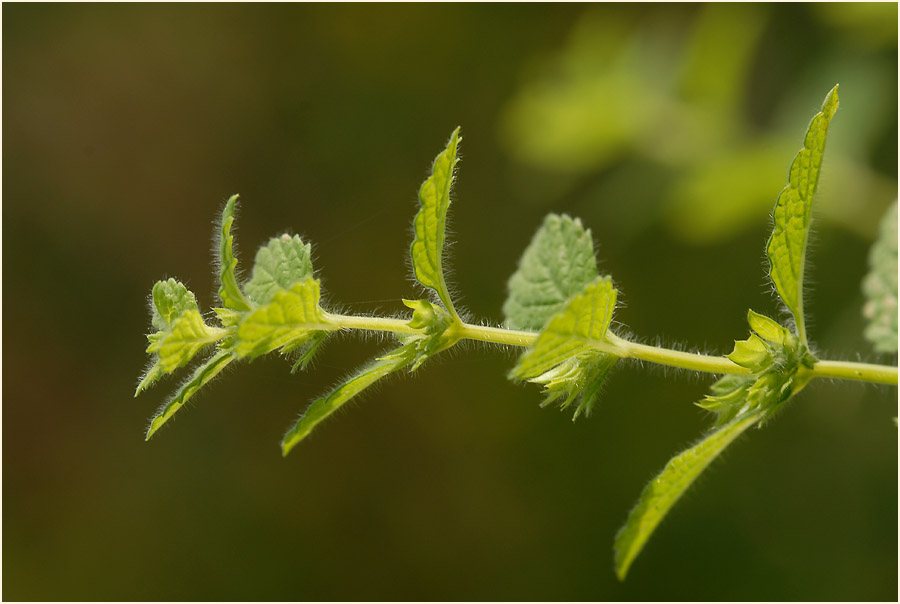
(766, 85, 839, 346)
(503, 213, 599, 331)
(726, 333, 771, 371)
(410, 127, 461, 317)
(281, 344, 417, 455)
(136, 279, 227, 395)
(145, 350, 235, 440)
(614, 409, 764, 580)
(511, 277, 619, 418)
(217, 195, 253, 312)
(401, 299, 459, 369)
(234, 279, 333, 360)
(746, 310, 785, 346)
(244, 234, 315, 306)
(530, 353, 617, 419)
(862, 201, 898, 353)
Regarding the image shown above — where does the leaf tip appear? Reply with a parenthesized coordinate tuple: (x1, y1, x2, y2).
(145, 418, 161, 441)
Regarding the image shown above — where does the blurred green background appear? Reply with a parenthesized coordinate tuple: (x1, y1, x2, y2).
(3, 3, 897, 601)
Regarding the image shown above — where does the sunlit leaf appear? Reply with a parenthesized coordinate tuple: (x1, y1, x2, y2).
(511, 277, 619, 418)
(216, 195, 253, 312)
(136, 279, 227, 395)
(410, 127, 461, 316)
(234, 279, 333, 360)
(767, 85, 839, 345)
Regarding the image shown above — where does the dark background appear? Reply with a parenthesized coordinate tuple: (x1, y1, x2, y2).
(3, 3, 897, 601)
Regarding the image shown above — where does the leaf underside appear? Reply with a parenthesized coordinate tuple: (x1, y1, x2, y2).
(766, 84, 839, 342)
(410, 127, 461, 314)
(503, 213, 599, 331)
(244, 234, 314, 306)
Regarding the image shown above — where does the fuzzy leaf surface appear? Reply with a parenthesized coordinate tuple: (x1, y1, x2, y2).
(145, 350, 235, 439)
(862, 201, 898, 353)
(614, 409, 764, 580)
(245, 234, 315, 306)
(766, 85, 838, 344)
(503, 213, 599, 331)
(410, 127, 461, 315)
(512, 277, 617, 379)
(281, 344, 417, 455)
(217, 195, 253, 312)
(137, 279, 226, 395)
(234, 279, 332, 359)
(511, 277, 619, 418)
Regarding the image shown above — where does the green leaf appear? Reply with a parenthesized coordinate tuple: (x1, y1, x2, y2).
(136, 279, 227, 395)
(410, 127, 461, 317)
(726, 333, 771, 371)
(746, 310, 785, 346)
(862, 201, 898, 353)
(244, 234, 315, 306)
(217, 195, 253, 312)
(281, 344, 417, 456)
(145, 350, 235, 440)
(503, 213, 599, 331)
(766, 85, 839, 346)
(614, 408, 764, 580)
(513, 277, 617, 379)
(234, 279, 333, 360)
(623, 332, 815, 577)
(511, 277, 620, 418)
(401, 299, 460, 370)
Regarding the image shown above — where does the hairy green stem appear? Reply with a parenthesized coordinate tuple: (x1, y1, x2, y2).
(322, 311, 897, 386)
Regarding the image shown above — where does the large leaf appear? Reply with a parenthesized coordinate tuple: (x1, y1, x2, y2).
(862, 201, 898, 353)
(410, 127, 461, 317)
(503, 213, 599, 331)
(136, 279, 226, 395)
(281, 344, 417, 455)
(766, 85, 839, 346)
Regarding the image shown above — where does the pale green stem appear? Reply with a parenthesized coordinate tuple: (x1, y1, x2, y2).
(809, 359, 898, 385)
(320, 312, 896, 386)
(322, 312, 424, 336)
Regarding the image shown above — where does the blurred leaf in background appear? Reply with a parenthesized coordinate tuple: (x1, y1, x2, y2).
(499, 3, 897, 245)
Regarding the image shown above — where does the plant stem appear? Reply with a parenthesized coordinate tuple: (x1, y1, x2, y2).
(810, 359, 898, 385)
(322, 312, 897, 385)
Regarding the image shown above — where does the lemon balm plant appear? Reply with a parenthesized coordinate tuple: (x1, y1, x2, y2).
(135, 85, 897, 578)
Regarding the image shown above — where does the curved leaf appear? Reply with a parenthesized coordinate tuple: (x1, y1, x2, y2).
(217, 195, 253, 312)
(411, 127, 461, 317)
(614, 409, 763, 580)
(766, 85, 839, 346)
